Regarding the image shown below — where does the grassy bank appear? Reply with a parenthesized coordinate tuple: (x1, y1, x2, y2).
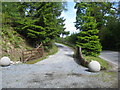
(26, 44, 58, 64)
(1, 25, 33, 61)
(84, 56, 110, 70)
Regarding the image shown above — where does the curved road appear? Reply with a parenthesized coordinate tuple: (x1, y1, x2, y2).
(2, 43, 118, 88)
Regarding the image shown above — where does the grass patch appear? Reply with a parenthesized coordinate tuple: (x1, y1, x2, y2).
(46, 44, 58, 56)
(1, 25, 34, 61)
(26, 44, 58, 64)
(84, 56, 110, 70)
(25, 56, 47, 64)
(90, 71, 117, 84)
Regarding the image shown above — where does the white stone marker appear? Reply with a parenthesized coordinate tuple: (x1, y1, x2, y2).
(88, 60, 101, 72)
(0, 56, 11, 66)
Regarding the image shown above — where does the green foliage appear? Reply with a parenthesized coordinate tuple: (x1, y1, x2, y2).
(1, 25, 22, 48)
(100, 18, 120, 50)
(65, 33, 78, 45)
(99, 2, 120, 51)
(74, 2, 119, 55)
(55, 33, 78, 50)
(75, 2, 102, 56)
(55, 37, 63, 43)
(2, 2, 66, 49)
(2, 2, 20, 25)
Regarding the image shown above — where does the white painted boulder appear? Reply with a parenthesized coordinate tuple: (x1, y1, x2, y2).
(88, 61, 101, 72)
(0, 56, 11, 66)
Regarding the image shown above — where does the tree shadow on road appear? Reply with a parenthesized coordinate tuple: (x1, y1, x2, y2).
(56, 44, 64, 48)
(65, 54, 73, 58)
(65, 53, 83, 66)
(73, 56, 82, 65)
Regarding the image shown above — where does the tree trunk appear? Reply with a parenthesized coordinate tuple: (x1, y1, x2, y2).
(62, 34, 64, 43)
(76, 46, 83, 60)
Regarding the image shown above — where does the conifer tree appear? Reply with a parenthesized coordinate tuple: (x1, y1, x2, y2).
(75, 2, 102, 56)
(7, 2, 66, 47)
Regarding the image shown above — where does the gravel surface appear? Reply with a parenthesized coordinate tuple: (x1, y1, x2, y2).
(2, 43, 118, 88)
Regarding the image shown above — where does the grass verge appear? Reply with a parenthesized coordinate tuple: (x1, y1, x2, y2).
(26, 44, 58, 64)
(84, 56, 110, 70)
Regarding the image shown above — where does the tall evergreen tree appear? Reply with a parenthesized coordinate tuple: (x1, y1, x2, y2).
(75, 2, 102, 56)
(75, 2, 119, 55)
(7, 2, 66, 47)
(98, 2, 120, 50)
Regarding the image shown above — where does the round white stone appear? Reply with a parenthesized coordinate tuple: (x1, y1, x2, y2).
(88, 61, 101, 72)
(0, 56, 11, 66)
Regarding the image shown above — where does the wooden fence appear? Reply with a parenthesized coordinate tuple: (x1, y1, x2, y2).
(21, 43, 44, 62)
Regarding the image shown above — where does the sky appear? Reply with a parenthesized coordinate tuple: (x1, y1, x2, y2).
(60, 2, 79, 35)
(60, 1, 119, 36)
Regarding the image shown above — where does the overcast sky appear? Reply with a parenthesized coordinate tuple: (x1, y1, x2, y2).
(60, 2, 79, 35)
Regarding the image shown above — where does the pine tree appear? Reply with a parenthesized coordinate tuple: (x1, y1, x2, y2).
(9, 2, 66, 47)
(75, 2, 102, 56)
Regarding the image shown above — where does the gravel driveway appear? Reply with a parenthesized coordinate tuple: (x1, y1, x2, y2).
(2, 43, 118, 88)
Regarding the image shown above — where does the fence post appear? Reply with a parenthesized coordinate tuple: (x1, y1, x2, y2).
(31, 50, 32, 61)
(42, 45, 44, 56)
(22, 51, 24, 62)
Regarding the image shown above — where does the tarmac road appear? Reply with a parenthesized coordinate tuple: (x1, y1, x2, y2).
(99, 50, 119, 66)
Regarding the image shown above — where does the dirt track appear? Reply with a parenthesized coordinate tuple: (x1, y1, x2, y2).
(2, 43, 118, 88)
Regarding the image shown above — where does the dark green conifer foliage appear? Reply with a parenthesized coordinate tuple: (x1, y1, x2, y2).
(75, 2, 102, 56)
(3, 2, 66, 48)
